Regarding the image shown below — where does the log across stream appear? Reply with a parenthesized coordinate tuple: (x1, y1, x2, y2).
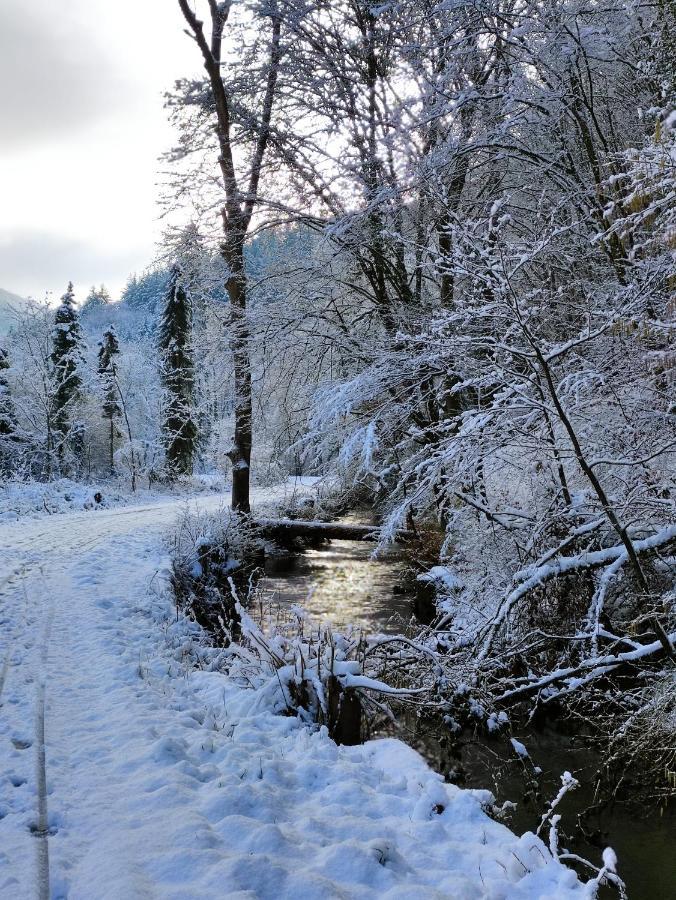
(256, 517, 411, 544)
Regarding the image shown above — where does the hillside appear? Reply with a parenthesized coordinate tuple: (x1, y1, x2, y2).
(0, 287, 29, 335)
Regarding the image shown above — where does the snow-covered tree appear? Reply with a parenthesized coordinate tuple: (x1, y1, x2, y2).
(97, 326, 122, 475)
(50, 282, 86, 470)
(0, 347, 23, 475)
(159, 265, 198, 478)
(81, 284, 112, 317)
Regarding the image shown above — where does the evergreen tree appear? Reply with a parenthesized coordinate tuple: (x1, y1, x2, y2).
(159, 265, 198, 477)
(50, 281, 85, 467)
(0, 347, 22, 475)
(121, 269, 170, 312)
(98, 326, 122, 475)
(81, 284, 112, 319)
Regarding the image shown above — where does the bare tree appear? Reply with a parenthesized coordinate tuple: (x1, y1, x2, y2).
(176, 0, 282, 511)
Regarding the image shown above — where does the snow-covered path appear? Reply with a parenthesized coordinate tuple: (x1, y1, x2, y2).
(0, 495, 584, 899)
(0, 494, 236, 899)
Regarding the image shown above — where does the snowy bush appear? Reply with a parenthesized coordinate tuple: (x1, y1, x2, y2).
(220, 598, 437, 745)
(169, 507, 264, 643)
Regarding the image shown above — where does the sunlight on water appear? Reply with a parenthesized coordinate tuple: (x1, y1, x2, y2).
(261, 539, 414, 633)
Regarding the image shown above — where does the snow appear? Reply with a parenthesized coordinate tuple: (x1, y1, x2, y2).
(337, 671, 425, 696)
(0, 474, 326, 524)
(602, 848, 618, 873)
(510, 738, 529, 759)
(487, 711, 509, 733)
(0, 478, 124, 522)
(0, 478, 195, 524)
(418, 565, 464, 592)
(0, 493, 584, 898)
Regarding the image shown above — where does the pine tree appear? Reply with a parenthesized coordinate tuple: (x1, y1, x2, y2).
(98, 326, 122, 475)
(0, 347, 22, 475)
(159, 264, 198, 477)
(81, 284, 112, 318)
(50, 281, 85, 467)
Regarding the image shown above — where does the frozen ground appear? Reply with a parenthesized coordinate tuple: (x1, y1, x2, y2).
(0, 488, 585, 899)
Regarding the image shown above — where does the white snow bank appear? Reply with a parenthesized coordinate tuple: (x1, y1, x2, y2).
(0, 474, 323, 524)
(187, 668, 583, 898)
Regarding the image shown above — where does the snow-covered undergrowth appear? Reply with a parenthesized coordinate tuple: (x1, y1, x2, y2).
(0, 477, 135, 522)
(169, 506, 264, 641)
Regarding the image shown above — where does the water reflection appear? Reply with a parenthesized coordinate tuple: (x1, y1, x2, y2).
(260, 538, 414, 633)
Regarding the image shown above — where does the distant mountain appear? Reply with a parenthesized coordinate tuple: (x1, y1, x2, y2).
(0, 288, 29, 336)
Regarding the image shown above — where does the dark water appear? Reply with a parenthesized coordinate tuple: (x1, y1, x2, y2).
(432, 726, 676, 900)
(259, 528, 675, 899)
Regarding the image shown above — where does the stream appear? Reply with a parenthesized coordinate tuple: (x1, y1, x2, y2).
(259, 520, 675, 899)
(457, 729, 676, 900)
(260, 518, 415, 632)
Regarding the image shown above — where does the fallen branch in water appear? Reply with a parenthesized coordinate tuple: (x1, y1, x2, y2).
(495, 631, 676, 704)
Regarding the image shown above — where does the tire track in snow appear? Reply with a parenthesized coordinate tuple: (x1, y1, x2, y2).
(0, 644, 11, 702)
(33, 591, 55, 900)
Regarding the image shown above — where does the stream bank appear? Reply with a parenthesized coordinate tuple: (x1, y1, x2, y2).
(257, 513, 675, 900)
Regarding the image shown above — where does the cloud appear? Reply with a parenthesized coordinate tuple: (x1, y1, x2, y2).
(0, 230, 146, 301)
(0, 1, 132, 149)
(0, 0, 194, 303)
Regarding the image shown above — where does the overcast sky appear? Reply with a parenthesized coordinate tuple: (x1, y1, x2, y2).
(0, 0, 200, 303)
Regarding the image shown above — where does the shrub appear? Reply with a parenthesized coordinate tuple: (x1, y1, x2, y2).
(169, 507, 264, 643)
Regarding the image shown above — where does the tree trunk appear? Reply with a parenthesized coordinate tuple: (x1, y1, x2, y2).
(223, 236, 252, 513)
(177, 0, 281, 515)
